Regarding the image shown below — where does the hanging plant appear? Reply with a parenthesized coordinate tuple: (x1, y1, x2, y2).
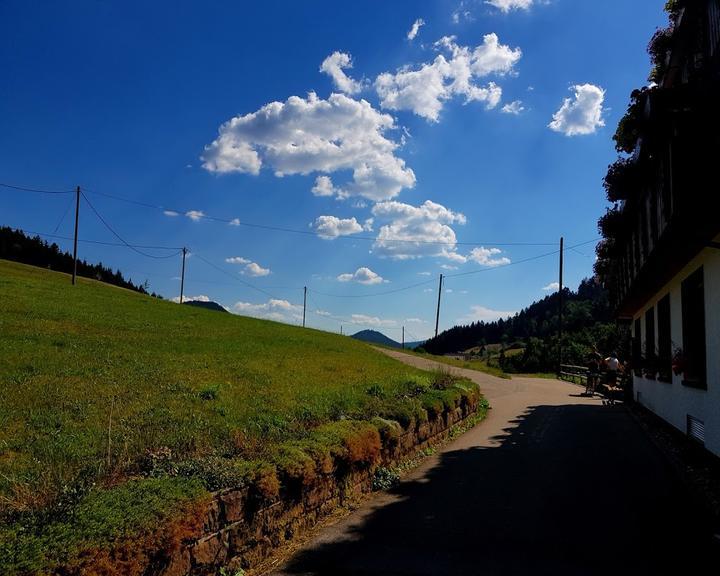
(672, 347, 686, 376)
(648, 26, 675, 82)
(613, 89, 648, 154)
(597, 207, 625, 240)
(603, 157, 638, 203)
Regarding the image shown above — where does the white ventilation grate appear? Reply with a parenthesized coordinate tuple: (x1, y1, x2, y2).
(687, 414, 705, 444)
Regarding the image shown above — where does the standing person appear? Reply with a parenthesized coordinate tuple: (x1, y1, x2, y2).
(604, 352, 620, 404)
(586, 352, 602, 396)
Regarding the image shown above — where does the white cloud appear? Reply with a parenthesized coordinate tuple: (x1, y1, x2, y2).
(229, 218, 241, 226)
(185, 210, 205, 222)
(243, 262, 271, 277)
(406, 317, 426, 324)
(372, 200, 466, 261)
(350, 314, 396, 327)
(375, 34, 520, 122)
(226, 256, 271, 276)
(549, 84, 606, 136)
(163, 210, 180, 217)
(458, 305, 517, 324)
(467, 246, 511, 267)
(362, 218, 374, 232)
(311, 175, 338, 197)
(407, 18, 425, 41)
(440, 264, 459, 270)
(486, 0, 534, 12)
(313, 215, 364, 239)
(337, 267, 386, 285)
(418, 271, 432, 276)
(232, 299, 303, 324)
(319, 52, 364, 95)
(225, 256, 250, 264)
(543, 281, 560, 291)
(171, 294, 210, 304)
(203, 92, 415, 202)
(315, 309, 332, 317)
(501, 100, 525, 115)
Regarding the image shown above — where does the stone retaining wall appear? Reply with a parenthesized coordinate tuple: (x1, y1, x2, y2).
(158, 397, 480, 576)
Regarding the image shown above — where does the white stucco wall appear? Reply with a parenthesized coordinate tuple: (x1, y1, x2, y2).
(632, 238, 720, 457)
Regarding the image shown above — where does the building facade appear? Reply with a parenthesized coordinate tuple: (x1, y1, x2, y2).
(598, 0, 720, 455)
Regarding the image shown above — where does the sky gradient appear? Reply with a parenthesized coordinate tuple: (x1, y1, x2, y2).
(0, 0, 668, 341)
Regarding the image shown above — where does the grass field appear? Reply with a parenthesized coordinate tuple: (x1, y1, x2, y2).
(0, 260, 484, 574)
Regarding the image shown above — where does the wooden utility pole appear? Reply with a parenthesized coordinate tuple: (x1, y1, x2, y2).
(435, 273, 444, 338)
(558, 237, 564, 370)
(402, 326, 405, 349)
(179, 248, 187, 304)
(302, 286, 307, 328)
(71, 186, 80, 285)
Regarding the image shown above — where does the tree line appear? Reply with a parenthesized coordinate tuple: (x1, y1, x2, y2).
(0, 227, 160, 297)
(421, 278, 626, 373)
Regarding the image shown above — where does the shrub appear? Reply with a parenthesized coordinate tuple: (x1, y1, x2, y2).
(372, 467, 400, 491)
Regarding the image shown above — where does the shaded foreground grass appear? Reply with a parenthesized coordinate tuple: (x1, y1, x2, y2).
(0, 260, 484, 574)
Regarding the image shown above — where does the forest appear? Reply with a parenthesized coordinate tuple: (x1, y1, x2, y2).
(0, 227, 157, 296)
(421, 278, 626, 373)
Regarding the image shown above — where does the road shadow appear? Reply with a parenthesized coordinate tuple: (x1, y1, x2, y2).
(277, 403, 716, 576)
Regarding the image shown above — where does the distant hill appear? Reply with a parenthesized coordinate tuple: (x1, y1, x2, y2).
(351, 330, 400, 348)
(183, 300, 228, 313)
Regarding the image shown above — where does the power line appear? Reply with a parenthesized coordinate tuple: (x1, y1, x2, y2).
(444, 238, 599, 279)
(81, 192, 184, 259)
(83, 187, 558, 248)
(15, 228, 184, 252)
(52, 196, 75, 235)
(191, 252, 286, 301)
(308, 278, 436, 299)
(0, 182, 75, 194)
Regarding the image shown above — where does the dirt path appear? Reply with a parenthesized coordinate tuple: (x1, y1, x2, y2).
(270, 350, 715, 575)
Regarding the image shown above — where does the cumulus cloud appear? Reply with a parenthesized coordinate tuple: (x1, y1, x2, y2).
(337, 267, 386, 285)
(313, 215, 364, 239)
(350, 314, 396, 327)
(226, 256, 271, 277)
(372, 200, 467, 261)
(501, 100, 525, 115)
(311, 175, 338, 197)
(549, 84, 606, 136)
(407, 18, 425, 41)
(163, 210, 180, 217)
(458, 305, 517, 324)
(171, 294, 210, 304)
(232, 299, 303, 324)
(229, 218, 241, 226)
(375, 34, 520, 122)
(406, 317, 426, 324)
(243, 262, 271, 277)
(467, 247, 511, 267)
(202, 92, 415, 201)
(319, 51, 364, 95)
(543, 281, 560, 291)
(225, 256, 251, 264)
(486, 0, 534, 12)
(185, 210, 205, 221)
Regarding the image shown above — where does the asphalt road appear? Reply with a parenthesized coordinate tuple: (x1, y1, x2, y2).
(271, 350, 716, 575)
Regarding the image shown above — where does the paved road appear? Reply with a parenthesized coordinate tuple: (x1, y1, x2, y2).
(271, 350, 715, 575)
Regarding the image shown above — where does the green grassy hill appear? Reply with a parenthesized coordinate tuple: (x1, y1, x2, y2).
(0, 259, 482, 574)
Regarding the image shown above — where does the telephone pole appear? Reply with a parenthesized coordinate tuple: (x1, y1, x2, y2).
(402, 326, 405, 349)
(558, 237, 564, 371)
(302, 286, 307, 328)
(179, 247, 187, 304)
(71, 186, 80, 285)
(434, 273, 444, 338)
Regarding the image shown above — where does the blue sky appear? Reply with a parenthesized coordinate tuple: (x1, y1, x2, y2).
(1, 0, 667, 341)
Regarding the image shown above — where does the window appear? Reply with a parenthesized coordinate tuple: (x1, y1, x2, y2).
(681, 267, 707, 388)
(657, 294, 672, 382)
(645, 307, 656, 378)
(633, 318, 642, 376)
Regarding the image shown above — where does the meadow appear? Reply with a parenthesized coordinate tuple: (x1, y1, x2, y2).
(0, 260, 482, 574)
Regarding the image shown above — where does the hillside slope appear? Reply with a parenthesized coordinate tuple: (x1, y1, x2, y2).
(0, 259, 481, 575)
